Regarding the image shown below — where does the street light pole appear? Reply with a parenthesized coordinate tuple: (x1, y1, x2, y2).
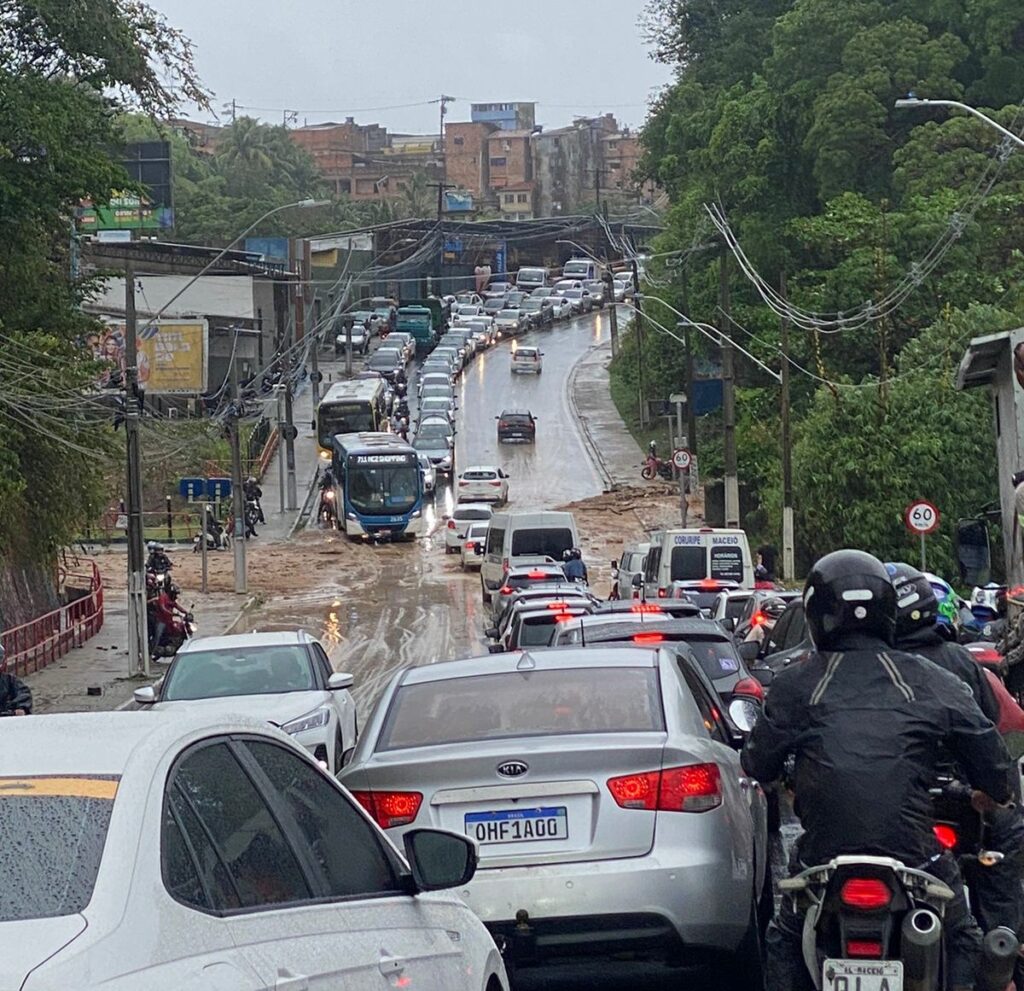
(894, 97, 1024, 149)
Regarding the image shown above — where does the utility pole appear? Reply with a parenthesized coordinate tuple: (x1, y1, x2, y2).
(780, 271, 795, 582)
(123, 263, 149, 678)
(438, 94, 454, 220)
(681, 268, 698, 458)
(228, 356, 247, 594)
(719, 249, 739, 528)
(300, 241, 321, 407)
(632, 259, 646, 428)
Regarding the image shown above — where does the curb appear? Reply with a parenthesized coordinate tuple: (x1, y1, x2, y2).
(567, 339, 617, 492)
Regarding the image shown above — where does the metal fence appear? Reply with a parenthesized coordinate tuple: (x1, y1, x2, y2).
(2, 558, 105, 677)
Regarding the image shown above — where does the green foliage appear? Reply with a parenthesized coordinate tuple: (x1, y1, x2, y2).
(0, 0, 204, 563)
(624, 0, 1024, 578)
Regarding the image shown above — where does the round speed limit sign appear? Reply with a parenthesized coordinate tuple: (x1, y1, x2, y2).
(904, 500, 940, 535)
(672, 448, 692, 470)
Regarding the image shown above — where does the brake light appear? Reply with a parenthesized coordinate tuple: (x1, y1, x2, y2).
(840, 878, 892, 910)
(657, 588, 667, 598)
(553, 612, 575, 623)
(633, 632, 665, 644)
(545, 602, 569, 610)
(499, 585, 514, 595)
(498, 421, 508, 429)
(933, 824, 958, 850)
(351, 790, 423, 829)
(607, 764, 722, 813)
(732, 677, 765, 701)
(465, 541, 476, 549)
(527, 570, 548, 578)
(458, 480, 468, 485)
(751, 611, 767, 626)
(698, 579, 720, 590)
(630, 604, 662, 613)
(489, 480, 503, 486)
(846, 940, 884, 959)
(967, 645, 1003, 665)
(447, 519, 456, 529)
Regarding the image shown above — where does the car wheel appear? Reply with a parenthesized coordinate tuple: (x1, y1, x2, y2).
(719, 899, 765, 991)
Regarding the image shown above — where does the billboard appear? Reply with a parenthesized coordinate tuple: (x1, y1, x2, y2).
(77, 141, 174, 231)
(92, 319, 208, 394)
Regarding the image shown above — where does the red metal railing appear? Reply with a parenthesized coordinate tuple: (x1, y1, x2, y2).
(1, 559, 105, 677)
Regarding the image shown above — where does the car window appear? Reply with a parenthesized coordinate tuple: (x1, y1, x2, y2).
(312, 644, 333, 682)
(243, 740, 401, 899)
(784, 605, 807, 649)
(456, 508, 492, 521)
(510, 527, 573, 558)
(162, 794, 223, 911)
(463, 470, 497, 480)
(515, 614, 564, 647)
(670, 545, 706, 581)
(171, 742, 311, 908)
(725, 597, 750, 621)
(684, 637, 743, 681)
(379, 667, 665, 750)
(675, 658, 731, 745)
(710, 545, 744, 583)
(0, 774, 119, 921)
(765, 606, 795, 655)
(644, 545, 662, 583)
(162, 645, 315, 701)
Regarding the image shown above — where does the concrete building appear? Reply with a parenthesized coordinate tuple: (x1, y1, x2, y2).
(471, 102, 536, 132)
(603, 130, 643, 196)
(498, 182, 536, 221)
(487, 130, 534, 194)
(532, 117, 617, 216)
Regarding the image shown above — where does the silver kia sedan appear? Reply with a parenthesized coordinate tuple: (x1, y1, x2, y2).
(339, 646, 769, 984)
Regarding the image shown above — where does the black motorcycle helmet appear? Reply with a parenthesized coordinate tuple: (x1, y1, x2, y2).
(885, 562, 938, 640)
(803, 549, 897, 650)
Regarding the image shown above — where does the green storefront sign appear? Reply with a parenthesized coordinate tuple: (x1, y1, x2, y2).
(77, 193, 173, 231)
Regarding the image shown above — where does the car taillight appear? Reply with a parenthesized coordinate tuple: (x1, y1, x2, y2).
(846, 940, 884, 959)
(840, 878, 892, 910)
(633, 632, 665, 644)
(351, 790, 423, 829)
(630, 604, 662, 613)
(498, 421, 508, 429)
(732, 677, 764, 701)
(934, 823, 958, 850)
(489, 480, 503, 486)
(499, 585, 514, 595)
(967, 645, 1003, 665)
(546, 602, 570, 610)
(458, 480, 468, 486)
(527, 571, 548, 578)
(447, 519, 456, 529)
(607, 764, 722, 813)
(698, 579, 721, 590)
(657, 588, 667, 598)
(465, 541, 476, 549)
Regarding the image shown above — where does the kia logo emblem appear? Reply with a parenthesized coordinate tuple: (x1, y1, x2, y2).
(496, 760, 528, 778)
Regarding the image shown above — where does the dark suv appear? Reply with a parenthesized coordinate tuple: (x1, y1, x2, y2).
(759, 599, 811, 671)
(496, 409, 536, 443)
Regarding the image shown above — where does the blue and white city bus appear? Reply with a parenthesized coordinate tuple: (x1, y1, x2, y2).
(330, 432, 424, 540)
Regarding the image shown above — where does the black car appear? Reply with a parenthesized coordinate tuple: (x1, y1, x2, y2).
(747, 599, 811, 672)
(496, 409, 536, 443)
(731, 589, 802, 642)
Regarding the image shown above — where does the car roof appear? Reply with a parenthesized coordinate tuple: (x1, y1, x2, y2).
(461, 465, 500, 473)
(0, 711, 272, 777)
(398, 646, 660, 686)
(500, 408, 533, 416)
(178, 630, 317, 654)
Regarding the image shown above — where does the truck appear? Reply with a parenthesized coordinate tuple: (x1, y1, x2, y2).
(395, 305, 436, 354)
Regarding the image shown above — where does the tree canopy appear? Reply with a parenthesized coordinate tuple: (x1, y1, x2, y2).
(621, 0, 1024, 578)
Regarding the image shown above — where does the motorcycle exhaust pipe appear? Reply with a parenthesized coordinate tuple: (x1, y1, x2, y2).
(901, 909, 942, 991)
(978, 926, 1019, 991)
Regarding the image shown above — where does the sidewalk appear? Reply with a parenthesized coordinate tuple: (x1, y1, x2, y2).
(29, 358, 341, 713)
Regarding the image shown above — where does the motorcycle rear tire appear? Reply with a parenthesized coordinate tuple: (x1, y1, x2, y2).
(641, 466, 656, 481)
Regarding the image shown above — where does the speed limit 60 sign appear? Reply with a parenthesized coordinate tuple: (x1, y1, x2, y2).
(905, 500, 940, 535)
(672, 448, 692, 470)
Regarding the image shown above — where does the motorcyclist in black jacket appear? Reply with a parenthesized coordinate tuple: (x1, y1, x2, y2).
(0, 645, 32, 715)
(889, 561, 1024, 945)
(742, 549, 1013, 991)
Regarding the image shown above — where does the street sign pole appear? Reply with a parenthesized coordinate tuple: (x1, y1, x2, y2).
(920, 531, 927, 572)
(904, 500, 940, 572)
(200, 502, 209, 594)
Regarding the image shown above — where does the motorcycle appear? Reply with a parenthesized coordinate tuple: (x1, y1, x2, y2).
(244, 499, 261, 537)
(192, 517, 229, 552)
(318, 487, 338, 529)
(961, 583, 1008, 644)
(151, 608, 195, 658)
(640, 453, 674, 482)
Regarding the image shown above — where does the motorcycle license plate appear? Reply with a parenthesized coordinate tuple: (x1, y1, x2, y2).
(823, 959, 902, 990)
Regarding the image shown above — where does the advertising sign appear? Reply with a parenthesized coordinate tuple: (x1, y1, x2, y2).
(77, 141, 174, 231)
(92, 319, 208, 394)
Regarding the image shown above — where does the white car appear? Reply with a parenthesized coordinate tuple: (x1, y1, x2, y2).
(457, 465, 510, 504)
(133, 630, 358, 775)
(445, 502, 494, 553)
(0, 711, 508, 991)
(547, 296, 572, 320)
(511, 345, 543, 374)
(461, 521, 489, 571)
(553, 278, 582, 294)
(418, 394, 457, 422)
(418, 453, 436, 495)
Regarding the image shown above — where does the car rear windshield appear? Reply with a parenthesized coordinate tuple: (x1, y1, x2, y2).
(378, 667, 664, 750)
(681, 637, 743, 681)
(507, 572, 561, 589)
(463, 470, 497, 480)
(456, 508, 492, 521)
(163, 645, 314, 701)
(501, 413, 531, 424)
(670, 545, 706, 581)
(518, 615, 563, 646)
(516, 349, 538, 358)
(0, 775, 119, 921)
(511, 527, 572, 558)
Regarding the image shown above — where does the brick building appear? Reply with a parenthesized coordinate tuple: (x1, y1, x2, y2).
(445, 121, 499, 202)
(486, 130, 534, 191)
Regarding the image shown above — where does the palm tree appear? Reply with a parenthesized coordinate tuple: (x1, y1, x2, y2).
(216, 117, 274, 172)
(398, 172, 434, 218)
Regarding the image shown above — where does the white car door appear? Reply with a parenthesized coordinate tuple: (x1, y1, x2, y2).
(310, 643, 357, 760)
(236, 738, 474, 990)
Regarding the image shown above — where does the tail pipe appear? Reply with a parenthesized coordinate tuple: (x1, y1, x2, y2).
(901, 909, 942, 991)
(978, 926, 1019, 991)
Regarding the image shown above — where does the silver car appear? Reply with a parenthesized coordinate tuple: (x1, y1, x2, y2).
(339, 647, 769, 980)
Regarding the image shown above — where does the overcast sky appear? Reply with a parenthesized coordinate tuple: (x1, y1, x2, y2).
(152, 0, 672, 134)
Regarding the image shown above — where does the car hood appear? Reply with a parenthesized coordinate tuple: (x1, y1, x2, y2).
(150, 691, 330, 725)
(1, 915, 87, 987)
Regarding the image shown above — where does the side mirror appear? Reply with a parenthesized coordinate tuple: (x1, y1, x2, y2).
(310, 420, 316, 430)
(728, 697, 762, 734)
(751, 666, 775, 688)
(610, 567, 619, 579)
(328, 672, 354, 690)
(737, 641, 761, 663)
(133, 686, 157, 705)
(403, 828, 477, 891)
(484, 627, 499, 640)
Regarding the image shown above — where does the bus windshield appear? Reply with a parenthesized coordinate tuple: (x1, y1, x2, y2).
(319, 403, 377, 447)
(347, 460, 419, 516)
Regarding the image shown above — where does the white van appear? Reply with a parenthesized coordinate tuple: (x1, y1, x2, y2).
(515, 266, 548, 292)
(481, 510, 580, 603)
(561, 257, 599, 282)
(642, 527, 754, 599)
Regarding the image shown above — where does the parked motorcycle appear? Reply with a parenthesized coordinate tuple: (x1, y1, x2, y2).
(640, 453, 674, 482)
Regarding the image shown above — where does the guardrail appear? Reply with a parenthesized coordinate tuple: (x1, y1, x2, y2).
(2, 559, 104, 677)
